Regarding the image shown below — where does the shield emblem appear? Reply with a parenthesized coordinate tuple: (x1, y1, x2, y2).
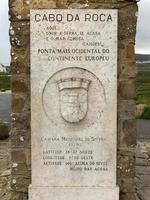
(57, 78, 91, 123)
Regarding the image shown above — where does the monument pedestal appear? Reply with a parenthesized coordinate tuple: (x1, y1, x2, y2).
(29, 186, 119, 200)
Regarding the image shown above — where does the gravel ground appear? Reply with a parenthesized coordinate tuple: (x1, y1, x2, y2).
(136, 141, 150, 200)
(137, 119, 150, 140)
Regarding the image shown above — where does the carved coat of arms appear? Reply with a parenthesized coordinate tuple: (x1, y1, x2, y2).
(57, 77, 91, 123)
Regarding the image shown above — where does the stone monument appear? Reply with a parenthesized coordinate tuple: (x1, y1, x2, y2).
(29, 9, 119, 200)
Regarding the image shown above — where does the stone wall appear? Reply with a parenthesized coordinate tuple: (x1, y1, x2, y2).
(9, 0, 138, 199)
(0, 139, 11, 200)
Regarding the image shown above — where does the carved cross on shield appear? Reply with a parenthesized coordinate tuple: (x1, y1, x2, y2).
(57, 77, 91, 123)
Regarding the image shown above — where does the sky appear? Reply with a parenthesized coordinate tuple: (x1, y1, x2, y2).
(0, 0, 10, 65)
(136, 0, 150, 54)
(0, 0, 150, 65)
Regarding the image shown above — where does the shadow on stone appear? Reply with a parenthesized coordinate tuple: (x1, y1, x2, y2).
(0, 121, 10, 140)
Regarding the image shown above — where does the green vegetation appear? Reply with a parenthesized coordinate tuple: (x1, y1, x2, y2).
(0, 71, 9, 75)
(136, 71, 150, 105)
(137, 62, 150, 72)
(139, 107, 150, 119)
(136, 62, 150, 119)
(0, 74, 11, 91)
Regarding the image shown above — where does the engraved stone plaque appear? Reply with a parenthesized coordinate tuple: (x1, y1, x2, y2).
(30, 9, 119, 200)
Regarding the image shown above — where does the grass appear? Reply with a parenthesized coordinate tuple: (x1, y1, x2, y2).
(136, 70, 150, 106)
(0, 71, 9, 75)
(136, 63, 150, 119)
(0, 74, 11, 91)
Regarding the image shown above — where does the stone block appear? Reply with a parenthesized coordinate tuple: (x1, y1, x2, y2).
(10, 192, 28, 200)
(12, 94, 29, 113)
(9, 0, 30, 21)
(11, 130, 30, 149)
(119, 62, 137, 79)
(12, 95, 25, 113)
(11, 48, 30, 75)
(117, 151, 135, 178)
(11, 112, 30, 131)
(118, 177, 135, 192)
(11, 175, 30, 193)
(12, 163, 30, 177)
(11, 150, 26, 163)
(118, 5, 137, 40)
(122, 119, 136, 146)
(119, 80, 136, 100)
(118, 100, 136, 120)
(68, 0, 133, 3)
(56, 0, 68, 8)
(10, 22, 30, 48)
(120, 192, 136, 200)
(12, 76, 30, 93)
(127, 42, 135, 61)
(31, 0, 57, 9)
(118, 41, 127, 62)
(29, 186, 119, 200)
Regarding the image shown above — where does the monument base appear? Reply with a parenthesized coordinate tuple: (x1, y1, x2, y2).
(29, 185, 119, 200)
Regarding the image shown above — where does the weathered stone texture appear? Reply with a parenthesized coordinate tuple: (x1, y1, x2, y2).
(117, 3, 137, 199)
(119, 80, 136, 100)
(9, 0, 30, 21)
(0, 139, 11, 200)
(9, 0, 138, 199)
(136, 142, 150, 200)
(122, 120, 136, 146)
